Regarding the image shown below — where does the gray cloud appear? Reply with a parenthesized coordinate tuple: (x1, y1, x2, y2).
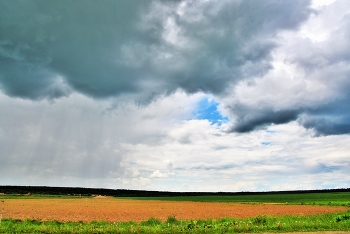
(298, 98, 350, 136)
(0, 0, 312, 101)
(227, 106, 300, 133)
(222, 0, 350, 136)
(301, 117, 350, 136)
(0, 0, 147, 100)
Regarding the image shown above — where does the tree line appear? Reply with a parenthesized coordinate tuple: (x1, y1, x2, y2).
(0, 185, 349, 197)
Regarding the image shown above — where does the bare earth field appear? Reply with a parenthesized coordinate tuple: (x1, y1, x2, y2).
(1, 197, 347, 223)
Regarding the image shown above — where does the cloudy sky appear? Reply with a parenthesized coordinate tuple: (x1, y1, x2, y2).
(1, 0, 350, 192)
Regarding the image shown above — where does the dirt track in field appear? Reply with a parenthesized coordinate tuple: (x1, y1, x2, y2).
(1, 197, 348, 222)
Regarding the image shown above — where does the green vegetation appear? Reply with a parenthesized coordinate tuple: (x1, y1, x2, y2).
(123, 192, 350, 206)
(2, 191, 350, 206)
(1, 211, 350, 233)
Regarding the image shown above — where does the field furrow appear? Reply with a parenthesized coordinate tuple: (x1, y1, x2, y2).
(2, 197, 347, 222)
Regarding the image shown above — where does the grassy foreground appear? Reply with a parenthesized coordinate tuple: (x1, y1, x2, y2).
(1, 211, 350, 233)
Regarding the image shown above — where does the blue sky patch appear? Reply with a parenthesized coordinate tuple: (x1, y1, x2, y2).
(317, 163, 340, 173)
(193, 97, 229, 125)
(261, 142, 271, 146)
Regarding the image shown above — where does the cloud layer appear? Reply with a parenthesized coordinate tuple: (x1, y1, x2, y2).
(1, 0, 350, 191)
(1, 0, 310, 99)
(1, 0, 349, 135)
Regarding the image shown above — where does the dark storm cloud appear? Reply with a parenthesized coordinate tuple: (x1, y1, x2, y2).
(227, 95, 350, 136)
(228, 95, 350, 136)
(301, 116, 350, 136)
(228, 107, 300, 133)
(299, 98, 350, 136)
(0, 0, 148, 99)
(0, 0, 312, 100)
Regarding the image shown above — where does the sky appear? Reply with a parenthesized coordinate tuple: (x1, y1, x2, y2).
(0, 0, 350, 192)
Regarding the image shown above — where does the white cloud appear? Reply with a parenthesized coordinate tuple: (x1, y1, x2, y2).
(150, 170, 168, 179)
(132, 177, 151, 187)
(221, 0, 350, 135)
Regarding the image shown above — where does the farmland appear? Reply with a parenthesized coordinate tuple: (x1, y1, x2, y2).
(1, 197, 347, 222)
(0, 191, 350, 233)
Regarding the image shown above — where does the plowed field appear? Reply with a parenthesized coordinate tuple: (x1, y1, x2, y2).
(2, 197, 347, 222)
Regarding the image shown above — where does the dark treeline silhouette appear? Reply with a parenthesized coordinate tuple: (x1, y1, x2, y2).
(0, 185, 349, 197)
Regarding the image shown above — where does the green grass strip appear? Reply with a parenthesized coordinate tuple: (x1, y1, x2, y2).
(1, 211, 350, 233)
(120, 192, 350, 206)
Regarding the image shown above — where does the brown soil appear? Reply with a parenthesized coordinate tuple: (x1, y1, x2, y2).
(1, 198, 348, 223)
